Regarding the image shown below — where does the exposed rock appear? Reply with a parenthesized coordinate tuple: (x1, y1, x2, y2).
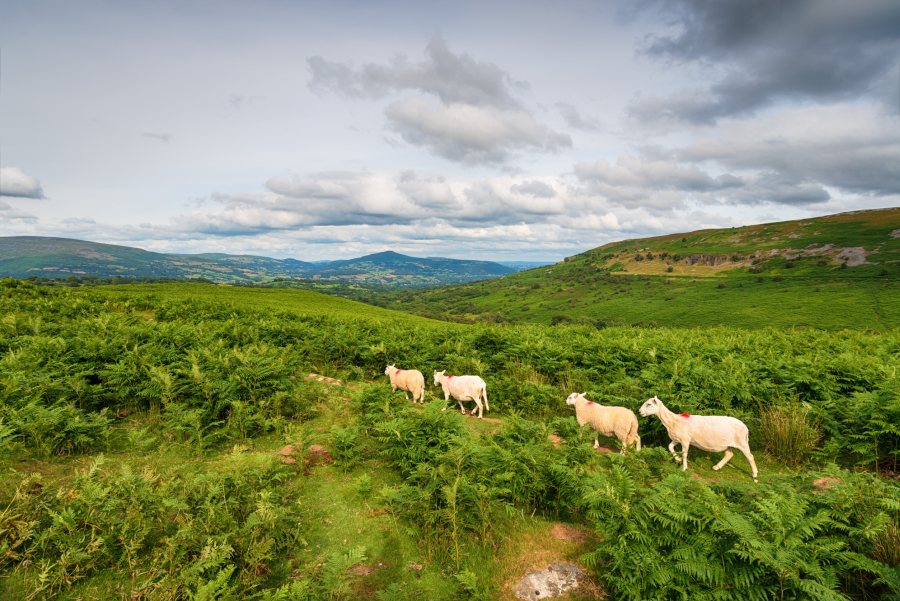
(514, 562, 588, 600)
(836, 247, 868, 266)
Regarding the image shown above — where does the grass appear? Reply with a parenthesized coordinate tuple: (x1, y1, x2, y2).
(2, 278, 897, 600)
(382, 208, 900, 329)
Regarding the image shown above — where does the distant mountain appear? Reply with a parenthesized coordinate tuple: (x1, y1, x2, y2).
(386, 208, 900, 330)
(498, 260, 554, 270)
(0, 237, 514, 287)
(310, 251, 513, 285)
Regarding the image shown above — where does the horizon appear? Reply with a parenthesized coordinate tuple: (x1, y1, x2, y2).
(2, 205, 896, 264)
(1, 1, 898, 262)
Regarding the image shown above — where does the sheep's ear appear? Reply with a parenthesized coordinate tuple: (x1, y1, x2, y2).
(580, 392, 587, 397)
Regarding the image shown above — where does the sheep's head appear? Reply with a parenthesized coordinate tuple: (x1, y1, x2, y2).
(639, 396, 661, 417)
(433, 370, 445, 386)
(384, 364, 395, 376)
(565, 392, 586, 406)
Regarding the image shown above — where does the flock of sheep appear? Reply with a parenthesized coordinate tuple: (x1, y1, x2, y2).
(385, 364, 759, 482)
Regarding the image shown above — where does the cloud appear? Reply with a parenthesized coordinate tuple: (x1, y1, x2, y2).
(0, 167, 45, 199)
(308, 35, 523, 109)
(556, 102, 601, 132)
(386, 96, 571, 164)
(0, 200, 39, 223)
(575, 156, 740, 192)
(679, 104, 900, 196)
(632, 0, 900, 123)
(308, 36, 569, 164)
(510, 180, 556, 198)
(142, 132, 172, 143)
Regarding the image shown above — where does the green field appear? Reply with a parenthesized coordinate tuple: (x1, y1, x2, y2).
(385, 208, 900, 329)
(1, 281, 898, 600)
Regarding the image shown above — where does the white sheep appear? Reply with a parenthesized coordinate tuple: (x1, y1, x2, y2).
(565, 392, 641, 453)
(433, 370, 489, 418)
(384, 365, 425, 403)
(639, 396, 758, 481)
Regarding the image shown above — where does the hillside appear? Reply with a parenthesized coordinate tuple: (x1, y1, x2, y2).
(0, 237, 513, 287)
(1, 281, 897, 600)
(383, 208, 900, 330)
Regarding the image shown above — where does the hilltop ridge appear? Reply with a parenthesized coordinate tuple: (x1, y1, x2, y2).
(382, 208, 900, 330)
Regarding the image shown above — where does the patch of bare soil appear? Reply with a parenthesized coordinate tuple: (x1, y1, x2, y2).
(812, 477, 841, 491)
(593, 444, 617, 454)
(550, 523, 591, 544)
(304, 373, 344, 386)
(346, 563, 376, 576)
(548, 434, 563, 447)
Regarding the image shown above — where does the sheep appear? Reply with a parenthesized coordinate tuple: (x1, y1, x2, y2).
(433, 370, 489, 418)
(565, 392, 641, 453)
(384, 365, 425, 404)
(639, 396, 758, 481)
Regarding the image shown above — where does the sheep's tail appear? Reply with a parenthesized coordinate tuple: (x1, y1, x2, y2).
(482, 387, 489, 412)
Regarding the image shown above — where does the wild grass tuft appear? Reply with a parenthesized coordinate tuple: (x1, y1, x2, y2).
(759, 403, 822, 465)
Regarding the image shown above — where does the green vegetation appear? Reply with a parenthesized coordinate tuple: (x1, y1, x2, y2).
(1, 280, 898, 599)
(384, 208, 900, 329)
(0, 238, 513, 287)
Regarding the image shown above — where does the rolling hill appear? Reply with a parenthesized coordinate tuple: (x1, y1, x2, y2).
(383, 208, 900, 330)
(0, 237, 514, 287)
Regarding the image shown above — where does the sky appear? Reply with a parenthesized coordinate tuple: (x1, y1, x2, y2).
(1, 0, 898, 262)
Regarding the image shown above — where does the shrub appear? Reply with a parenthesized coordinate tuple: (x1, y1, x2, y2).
(759, 403, 822, 465)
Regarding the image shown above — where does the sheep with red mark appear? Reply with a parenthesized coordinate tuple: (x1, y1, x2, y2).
(384, 364, 425, 404)
(639, 395, 758, 482)
(433, 370, 489, 418)
(565, 392, 641, 453)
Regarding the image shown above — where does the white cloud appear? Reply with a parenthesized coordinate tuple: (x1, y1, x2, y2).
(0, 167, 45, 199)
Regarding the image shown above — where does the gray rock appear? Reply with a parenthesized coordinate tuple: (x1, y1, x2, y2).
(514, 562, 586, 600)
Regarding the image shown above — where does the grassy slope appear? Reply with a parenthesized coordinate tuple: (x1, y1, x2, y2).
(385, 208, 900, 329)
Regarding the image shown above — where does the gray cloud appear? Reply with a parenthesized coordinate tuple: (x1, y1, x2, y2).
(679, 104, 900, 196)
(632, 0, 900, 123)
(575, 156, 740, 192)
(556, 102, 601, 132)
(0, 167, 45, 199)
(0, 200, 39, 223)
(308, 35, 523, 109)
(511, 180, 556, 198)
(386, 96, 571, 164)
(308, 36, 569, 164)
(142, 132, 172, 144)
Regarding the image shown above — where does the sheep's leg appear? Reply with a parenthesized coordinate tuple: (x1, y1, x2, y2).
(668, 440, 681, 462)
(593, 437, 600, 449)
(736, 443, 759, 482)
(633, 435, 641, 452)
(441, 391, 450, 412)
(713, 449, 733, 471)
(680, 441, 691, 471)
(475, 400, 483, 419)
